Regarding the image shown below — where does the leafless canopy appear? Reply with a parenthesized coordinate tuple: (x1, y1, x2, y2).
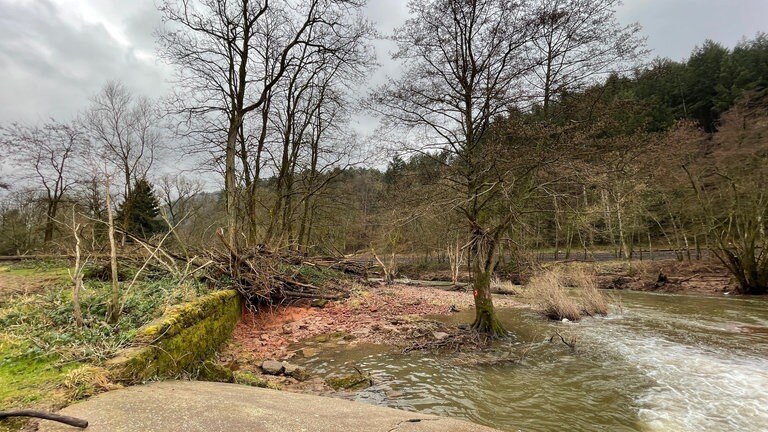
(157, 0, 375, 250)
(527, 0, 646, 111)
(83, 81, 162, 198)
(1, 121, 87, 242)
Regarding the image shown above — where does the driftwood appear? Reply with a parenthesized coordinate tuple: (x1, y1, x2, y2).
(0, 410, 88, 428)
(549, 331, 576, 350)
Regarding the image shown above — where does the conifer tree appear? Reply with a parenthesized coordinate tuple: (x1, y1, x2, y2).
(117, 178, 164, 239)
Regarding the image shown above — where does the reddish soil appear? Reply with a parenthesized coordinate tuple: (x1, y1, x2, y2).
(220, 283, 519, 366)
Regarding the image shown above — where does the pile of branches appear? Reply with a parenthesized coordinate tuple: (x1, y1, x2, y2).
(204, 243, 372, 307)
(102, 229, 373, 308)
(299, 256, 372, 276)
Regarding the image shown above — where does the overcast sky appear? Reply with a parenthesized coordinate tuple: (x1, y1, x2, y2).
(0, 0, 766, 129)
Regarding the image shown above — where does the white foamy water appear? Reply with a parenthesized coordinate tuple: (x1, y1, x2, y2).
(586, 295, 768, 432)
(298, 291, 768, 432)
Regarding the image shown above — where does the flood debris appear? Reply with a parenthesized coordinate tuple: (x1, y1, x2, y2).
(204, 238, 372, 308)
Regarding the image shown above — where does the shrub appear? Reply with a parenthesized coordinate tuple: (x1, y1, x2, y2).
(569, 268, 609, 317)
(526, 269, 581, 321)
(491, 277, 520, 294)
(526, 266, 610, 321)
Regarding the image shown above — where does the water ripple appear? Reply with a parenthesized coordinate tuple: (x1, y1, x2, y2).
(299, 291, 768, 432)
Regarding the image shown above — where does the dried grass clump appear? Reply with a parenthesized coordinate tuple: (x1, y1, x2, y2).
(570, 268, 609, 317)
(63, 365, 121, 400)
(526, 266, 610, 321)
(526, 269, 581, 321)
(491, 277, 520, 294)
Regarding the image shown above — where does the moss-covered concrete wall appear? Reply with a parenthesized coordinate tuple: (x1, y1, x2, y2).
(106, 290, 242, 384)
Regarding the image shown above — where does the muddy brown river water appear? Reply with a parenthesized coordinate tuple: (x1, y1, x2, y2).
(297, 291, 768, 431)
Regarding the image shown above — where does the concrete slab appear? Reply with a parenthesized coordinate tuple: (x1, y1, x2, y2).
(38, 381, 501, 432)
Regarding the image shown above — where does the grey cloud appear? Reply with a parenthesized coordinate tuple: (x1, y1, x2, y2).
(0, 0, 167, 123)
(0, 0, 766, 131)
(124, 2, 165, 54)
(616, 0, 768, 61)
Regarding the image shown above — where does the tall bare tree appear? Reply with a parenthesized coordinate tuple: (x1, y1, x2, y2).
(158, 173, 205, 226)
(527, 0, 645, 113)
(83, 81, 162, 199)
(158, 0, 370, 253)
(0, 189, 43, 254)
(263, 15, 374, 247)
(1, 121, 86, 243)
(373, 0, 539, 336)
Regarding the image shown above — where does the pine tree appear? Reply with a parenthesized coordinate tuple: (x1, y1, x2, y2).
(117, 178, 165, 239)
(684, 40, 730, 132)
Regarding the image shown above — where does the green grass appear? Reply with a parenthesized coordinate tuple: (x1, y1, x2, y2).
(0, 261, 69, 278)
(1, 278, 208, 363)
(0, 336, 80, 409)
(0, 262, 210, 416)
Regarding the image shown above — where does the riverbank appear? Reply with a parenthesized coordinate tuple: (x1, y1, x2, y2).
(218, 282, 521, 391)
(218, 258, 749, 393)
(4, 256, 761, 431)
(396, 258, 742, 297)
(590, 259, 739, 296)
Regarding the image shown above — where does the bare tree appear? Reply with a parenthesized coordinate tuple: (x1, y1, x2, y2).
(447, 235, 466, 286)
(105, 175, 121, 324)
(263, 17, 375, 247)
(158, 173, 205, 225)
(158, 0, 370, 253)
(682, 94, 768, 294)
(527, 0, 645, 113)
(62, 206, 86, 327)
(293, 87, 362, 250)
(0, 188, 44, 254)
(83, 81, 161, 199)
(373, 0, 540, 336)
(1, 121, 86, 243)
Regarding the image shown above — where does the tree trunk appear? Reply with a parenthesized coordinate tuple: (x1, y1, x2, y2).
(70, 208, 84, 327)
(553, 197, 560, 260)
(468, 226, 506, 337)
(471, 270, 505, 336)
(120, 162, 132, 246)
(297, 197, 311, 252)
(225, 115, 241, 257)
(372, 248, 395, 284)
(616, 196, 630, 260)
(105, 178, 120, 324)
(44, 201, 56, 243)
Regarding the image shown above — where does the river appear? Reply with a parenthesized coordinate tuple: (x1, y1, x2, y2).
(297, 291, 768, 431)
